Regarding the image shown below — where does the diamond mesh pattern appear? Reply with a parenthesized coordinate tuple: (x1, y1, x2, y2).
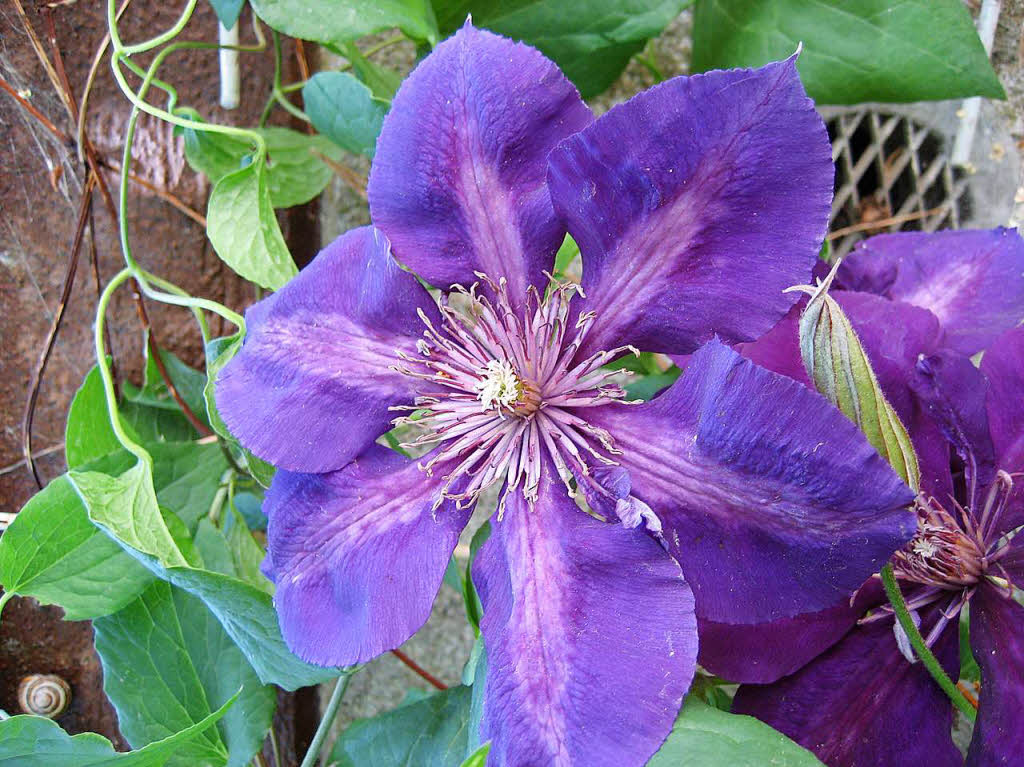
(826, 111, 970, 257)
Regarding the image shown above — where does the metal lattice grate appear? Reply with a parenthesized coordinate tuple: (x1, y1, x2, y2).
(826, 111, 971, 258)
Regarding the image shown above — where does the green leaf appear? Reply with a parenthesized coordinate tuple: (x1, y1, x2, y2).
(0, 693, 237, 767)
(431, 0, 689, 97)
(250, 0, 439, 45)
(0, 476, 153, 621)
(794, 264, 920, 491)
(340, 42, 404, 100)
(462, 522, 490, 633)
(206, 163, 297, 291)
(330, 685, 473, 767)
(464, 639, 487, 754)
(149, 442, 230, 532)
(959, 605, 980, 684)
(125, 345, 210, 426)
(119, 402, 198, 444)
(207, 0, 246, 28)
(553, 233, 580, 276)
(649, 697, 825, 766)
(232, 490, 266, 531)
(186, 126, 344, 209)
(69, 359, 208, 460)
(459, 743, 491, 767)
(691, 0, 1005, 105)
(72, 451, 327, 689)
(303, 72, 389, 157)
(70, 460, 188, 569)
(94, 581, 275, 767)
(97, 539, 335, 690)
(65, 366, 122, 468)
(194, 510, 273, 594)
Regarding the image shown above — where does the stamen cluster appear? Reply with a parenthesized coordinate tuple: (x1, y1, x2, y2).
(391, 274, 637, 511)
(868, 471, 1018, 646)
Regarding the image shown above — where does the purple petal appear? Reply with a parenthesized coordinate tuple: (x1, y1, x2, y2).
(263, 445, 471, 665)
(912, 349, 996, 495)
(967, 581, 1024, 766)
(980, 327, 1024, 537)
(585, 339, 915, 625)
(981, 325, 1024, 474)
(739, 291, 954, 499)
(733, 607, 961, 767)
(547, 56, 833, 357)
(698, 580, 883, 684)
(473, 462, 696, 767)
(736, 303, 811, 387)
(216, 227, 437, 474)
(837, 228, 1024, 356)
(368, 23, 592, 306)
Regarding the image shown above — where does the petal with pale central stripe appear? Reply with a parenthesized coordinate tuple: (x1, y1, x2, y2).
(548, 56, 832, 357)
(837, 228, 1024, 356)
(585, 340, 915, 625)
(368, 23, 592, 307)
(263, 445, 471, 666)
(473, 462, 697, 767)
(216, 226, 439, 474)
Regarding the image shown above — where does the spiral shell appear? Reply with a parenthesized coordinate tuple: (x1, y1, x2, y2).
(18, 674, 71, 718)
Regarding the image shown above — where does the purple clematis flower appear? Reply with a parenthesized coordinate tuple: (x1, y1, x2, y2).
(727, 229, 1024, 767)
(216, 24, 916, 766)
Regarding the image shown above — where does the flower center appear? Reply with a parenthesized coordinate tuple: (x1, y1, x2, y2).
(867, 472, 1017, 649)
(475, 359, 524, 413)
(893, 495, 986, 589)
(391, 273, 637, 511)
(893, 470, 1018, 593)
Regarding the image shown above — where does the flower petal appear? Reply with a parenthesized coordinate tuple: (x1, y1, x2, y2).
(967, 581, 1024, 766)
(368, 23, 592, 306)
(912, 348, 997, 494)
(698, 580, 883, 684)
(586, 339, 915, 625)
(263, 445, 471, 665)
(216, 227, 437, 474)
(837, 228, 1024, 356)
(547, 56, 832, 357)
(733, 608, 961, 767)
(472, 462, 697, 766)
(740, 291, 953, 500)
(981, 326, 1024, 475)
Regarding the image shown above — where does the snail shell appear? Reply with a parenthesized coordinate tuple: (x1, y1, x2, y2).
(18, 674, 71, 718)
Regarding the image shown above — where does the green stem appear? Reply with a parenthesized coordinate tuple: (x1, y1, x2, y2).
(268, 727, 282, 767)
(260, 31, 311, 127)
(362, 33, 406, 58)
(880, 564, 976, 720)
(107, 0, 199, 55)
(94, 269, 151, 461)
(300, 673, 353, 767)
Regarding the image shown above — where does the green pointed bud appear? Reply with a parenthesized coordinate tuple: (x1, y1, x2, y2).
(789, 260, 921, 493)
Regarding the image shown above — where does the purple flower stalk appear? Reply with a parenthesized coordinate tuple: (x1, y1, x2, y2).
(216, 24, 917, 766)
(730, 229, 1024, 767)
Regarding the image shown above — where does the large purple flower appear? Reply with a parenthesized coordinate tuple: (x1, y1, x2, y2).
(216, 25, 916, 766)
(728, 229, 1024, 766)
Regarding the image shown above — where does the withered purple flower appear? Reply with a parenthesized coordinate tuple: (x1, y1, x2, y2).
(216, 24, 915, 766)
(730, 229, 1024, 767)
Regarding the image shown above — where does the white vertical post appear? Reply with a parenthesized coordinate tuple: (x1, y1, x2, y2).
(951, 0, 1002, 167)
(218, 22, 240, 110)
